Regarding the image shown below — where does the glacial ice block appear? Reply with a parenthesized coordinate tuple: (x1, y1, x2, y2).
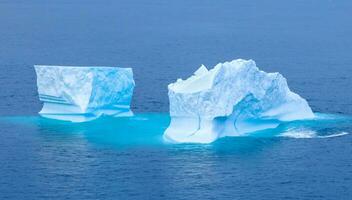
(164, 59, 314, 143)
(34, 65, 135, 122)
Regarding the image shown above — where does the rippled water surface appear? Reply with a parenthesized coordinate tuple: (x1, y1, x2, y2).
(1, 0, 352, 199)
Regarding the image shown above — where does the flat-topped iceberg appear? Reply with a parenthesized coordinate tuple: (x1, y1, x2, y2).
(164, 59, 314, 143)
(35, 65, 135, 122)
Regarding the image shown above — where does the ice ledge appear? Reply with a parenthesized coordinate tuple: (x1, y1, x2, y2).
(35, 65, 135, 122)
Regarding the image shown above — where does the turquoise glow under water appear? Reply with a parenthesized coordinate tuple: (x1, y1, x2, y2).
(1, 113, 352, 199)
(2, 113, 351, 147)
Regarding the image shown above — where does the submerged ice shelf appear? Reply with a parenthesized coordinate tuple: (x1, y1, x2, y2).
(164, 59, 315, 143)
(0, 113, 350, 147)
(35, 65, 135, 122)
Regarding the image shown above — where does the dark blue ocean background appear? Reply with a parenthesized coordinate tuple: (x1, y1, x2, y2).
(1, 0, 352, 199)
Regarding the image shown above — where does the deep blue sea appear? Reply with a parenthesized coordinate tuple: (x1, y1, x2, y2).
(1, 0, 352, 199)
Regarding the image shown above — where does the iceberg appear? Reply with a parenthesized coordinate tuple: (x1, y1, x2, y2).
(164, 59, 314, 143)
(34, 65, 135, 122)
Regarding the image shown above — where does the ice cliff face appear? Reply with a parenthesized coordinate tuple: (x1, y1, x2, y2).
(35, 66, 134, 122)
(164, 59, 314, 143)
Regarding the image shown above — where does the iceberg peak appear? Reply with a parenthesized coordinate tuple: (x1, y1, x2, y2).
(164, 59, 314, 143)
(194, 64, 208, 76)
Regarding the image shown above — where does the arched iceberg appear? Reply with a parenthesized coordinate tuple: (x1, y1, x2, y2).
(35, 65, 135, 122)
(164, 59, 314, 143)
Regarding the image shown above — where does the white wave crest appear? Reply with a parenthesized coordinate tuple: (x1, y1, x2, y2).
(280, 130, 316, 138)
(317, 132, 349, 138)
(280, 130, 349, 139)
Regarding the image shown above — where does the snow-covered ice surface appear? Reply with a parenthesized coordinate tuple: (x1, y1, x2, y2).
(34, 66, 135, 122)
(164, 59, 315, 143)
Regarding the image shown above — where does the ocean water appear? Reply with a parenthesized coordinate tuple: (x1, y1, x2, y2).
(1, 0, 352, 199)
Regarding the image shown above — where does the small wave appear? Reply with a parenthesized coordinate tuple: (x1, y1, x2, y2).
(280, 130, 316, 138)
(316, 132, 349, 138)
(280, 130, 349, 139)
